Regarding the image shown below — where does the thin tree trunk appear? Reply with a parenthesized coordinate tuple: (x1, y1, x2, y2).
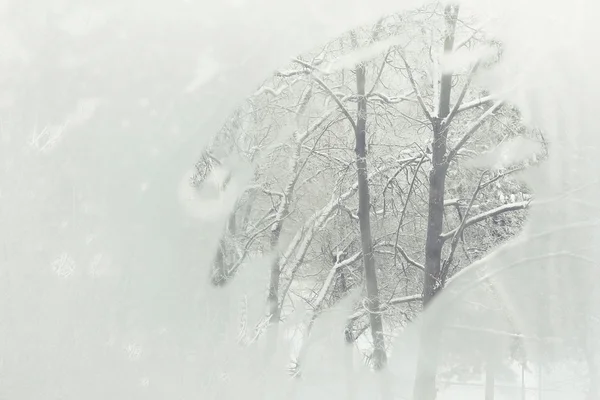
(355, 45, 387, 370)
(423, 4, 457, 307)
(414, 5, 459, 400)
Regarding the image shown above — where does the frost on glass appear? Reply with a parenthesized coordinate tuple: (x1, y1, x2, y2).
(0, 0, 598, 399)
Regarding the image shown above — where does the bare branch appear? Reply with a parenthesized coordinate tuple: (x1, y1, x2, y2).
(397, 50, 433, 122)
(481, 166, 529, 190)
(443, 61, 480, 127)
(292, 58, 357, 132)
(278, 157, 422, 304)
(446, 100, 503, 164)
(453, 21, 486, 51)
(378, 241, 425, 272)
(300, 145, 349, 167)
(393, 155, 427, 269)
(367, 49, 391, 96)
(441, 173, 486, 283)
(228, 214, 279, 275)
(311, 251, 362, 316)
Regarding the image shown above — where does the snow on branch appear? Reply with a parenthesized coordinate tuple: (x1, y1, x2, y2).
(441, 173, 486, 283)
(292, 58, 357, 132)
(347, 293, 422, 322)
(442, 61, 480, 127)
(368, 91, 417, 104)
(311, 251, 363, 315)
(440, 200, 531, 241)
(445, 100, 503, 164)
(457, 94, 495, 112)
(278, 155, 424, 304)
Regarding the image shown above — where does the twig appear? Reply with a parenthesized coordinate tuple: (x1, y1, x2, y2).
(446, 100, 503, 164)
(397, 50, 433, 122)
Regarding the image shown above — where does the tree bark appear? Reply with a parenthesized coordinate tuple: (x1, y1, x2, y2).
(423, 4, 457, 307)
(355, 49, 387, 370)
(414, 5, 459, 400)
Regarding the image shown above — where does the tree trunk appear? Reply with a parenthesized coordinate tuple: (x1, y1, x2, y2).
(355, 52, 387, 370)
(423, 3, 457, 307)
(414, 5, 459, 400)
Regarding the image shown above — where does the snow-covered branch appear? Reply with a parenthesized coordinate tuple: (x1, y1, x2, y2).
(368, 91, 417, 104)
(312, 251, 362, 315)
(440, 200, 531, 241)
(278, 156, 423, 304)
(445, 100, 503, 164)
(292, 58, 358, 132)
(441, 173, 486, 282)
(347, 293, 422, 322)
(457, 94, 495, 112)
(442, 61, 480, 127)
